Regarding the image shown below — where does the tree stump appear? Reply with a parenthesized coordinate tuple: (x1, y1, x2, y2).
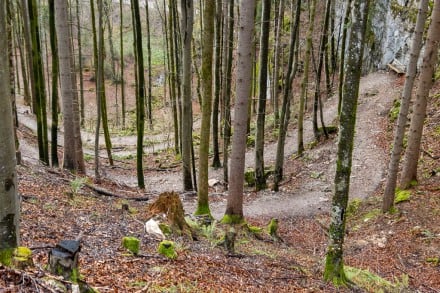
(48, 240, 81, 281)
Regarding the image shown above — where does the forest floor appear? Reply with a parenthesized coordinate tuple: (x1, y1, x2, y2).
(2, 71, 440, 292)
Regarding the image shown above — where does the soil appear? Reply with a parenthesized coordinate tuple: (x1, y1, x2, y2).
(5, 71, 440, 292)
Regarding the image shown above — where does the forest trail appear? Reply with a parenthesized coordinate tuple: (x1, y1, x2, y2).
(16, 71, 400, 220)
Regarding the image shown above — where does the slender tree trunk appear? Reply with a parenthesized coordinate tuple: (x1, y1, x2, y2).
(181, 0, 194, 191)
(21, 0, 36, 111)
(313, 0, 331, 140)
(48, 0, 59, 167)
(15, 12, 31, 106)
(28, 0, 49, 164)
(145, 1, 153, 129)
(223, 0, 256, 223)
(131, 0, 146, 189)
(56, 0, 85, 174)
(119, 0, 126, 128)
(222, 0, 234, 184)
(168, 0, 179, 154)
(0, 0, 20, 259)
(297, 0, 316, 155)
(272, 0, 284, 128)
(337, 0, 352, 116)
(255, 0, 271, 191)
(399, 1, 440, 190)
(382, 0, 429, 212)
(195, 0, 215, 216)
(273, 0, 301, 191)
(324, 0, 370, 285)
(76, 0, 85, 127)
(211, 0, 223, 169)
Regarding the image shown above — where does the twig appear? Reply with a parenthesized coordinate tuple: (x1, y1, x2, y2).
(85, 184, 150, 201)
(422, 149, 440, 160)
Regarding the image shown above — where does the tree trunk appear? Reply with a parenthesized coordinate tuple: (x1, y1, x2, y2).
(255, 0, 271, 191)
(131, 0, 146, 189)
(21, 0, 36, 110)
(145, 1, 153, 129)
(28, 0, 49, 165)
(55, 0, 85, 174)
(223, 0, 256, 223)
(181, 0, 194, 191)
(337, 0, 352, 116)
(76, 0, 85, 128)
(399, 1, 440, 189)
(48, 0, 59, 167)
(324, 0, 370, 285)
(195, 0, 215, 216)
(273, 0, 301, 191)
(120, 0, 126, 128)
(211, 0, 223, 169)
(382, 0, 429, 212)
(272, 0, 284, 128)
(297, 0, 316, 155)
(0, 0, 19, 263)
(222, 0, 234, 185)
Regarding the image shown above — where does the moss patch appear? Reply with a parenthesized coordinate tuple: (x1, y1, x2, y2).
(221, 214, 245, 225)
(394, 189, 411, 204)
(157, 240, 177, 260)
(122, 236, 140, 255)
(0, 248, 14, 266)
(345, 266, 398, 292)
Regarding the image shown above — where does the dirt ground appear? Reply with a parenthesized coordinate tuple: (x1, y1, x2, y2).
(3, 71, 440, 292)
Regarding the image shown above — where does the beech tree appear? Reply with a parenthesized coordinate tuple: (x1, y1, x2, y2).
(0, 0, 19, 264)
(195, 0, 215, 216)
(399, 1, 440, 189)
(223, 0, 256, 223)
(382, 0, 429, 212)
(55, 0, 85, 173)
(324, 0, 370, 285)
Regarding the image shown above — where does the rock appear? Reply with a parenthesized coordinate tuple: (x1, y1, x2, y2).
(157, 240, 177, 260)
(122, 236, 140, 255)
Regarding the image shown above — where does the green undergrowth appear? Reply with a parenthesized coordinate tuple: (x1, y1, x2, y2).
(345, 266, 409, 292)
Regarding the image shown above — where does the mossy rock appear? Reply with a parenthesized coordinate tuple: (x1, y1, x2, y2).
(394, 189, 411, 204)
(122, 237, 140, 255)
(158, 223, 172, 236)
(157, 240, 177, 260)
(244, 168, 256, 187)
(12, 246, 34, 269)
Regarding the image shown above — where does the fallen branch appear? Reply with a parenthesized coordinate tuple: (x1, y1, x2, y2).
(423, 149, 440, 160)
(85, 184, 150, 201)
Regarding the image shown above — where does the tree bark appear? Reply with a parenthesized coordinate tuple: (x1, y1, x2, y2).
(324, 0, 370, 285)
(0, 0, 19, 262)
(56, 0, 85, 174)
(382, 0, 429, 212)
(223, 0, 256, 222)
(195, 0, 215, 216)
(181, 0, 194, 191)
(399, 1, 440, 189)
(255, 0, 271, 191)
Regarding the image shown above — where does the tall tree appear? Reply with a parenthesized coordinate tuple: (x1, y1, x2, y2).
(222, 0, 234, 184)
(271, 0, 284, 127)
(76, 0, 85, 127)
(119, 0, 126, 128)
(195, 0, 215, 216)
(297, 0, 317, 155)
(211, 0, 223, 169)
(254, 0, 271, 191)
(323, 0, 370, 285)
(55, 0, 85, 173)
(399, 1, 440, 190)
(337, 0, 352, 116)
(48, 0, 59, 167)
(131, 0, 146, 189)
(181, 0, 194, 191)
(382, 0, 429, 212)
(0, 0, 19, 264)
(223, 0, 256, 223)
(273, 0, 301, 191)
(145, 0, 153, 129)
(28, 0, 49, 164)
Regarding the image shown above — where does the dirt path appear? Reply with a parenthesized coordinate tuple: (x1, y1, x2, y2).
(17, 72, 400, 220)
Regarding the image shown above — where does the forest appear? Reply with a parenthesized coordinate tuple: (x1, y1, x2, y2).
(0, 0, 439, 291)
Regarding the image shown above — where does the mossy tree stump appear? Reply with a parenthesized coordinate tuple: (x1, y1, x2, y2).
(48, 240, 81, 282)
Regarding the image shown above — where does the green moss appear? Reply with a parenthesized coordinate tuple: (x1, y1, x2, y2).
(194, 204, 212, 217)
(247, 225, 263, 234)
(157, 240, 177, 260)
(158, 223, 172, 236)
(426, 257, 439, 266)
(267, 218, 279, 237)
(122, 236, 140, 255)
(346, 199, 362, 218)
(221, 214, 245, 225)
(14, 246, 32, 258)
(362, 209, 381, 222)
(246, 135, 255, 147)
(394, 189, 411, 204)
(244, 168, 256, 186)
(345, 266, 395, 291)
(0, 248, 14, 266)
(71, 267, 79, 283)
(389, 99, 401, 122)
